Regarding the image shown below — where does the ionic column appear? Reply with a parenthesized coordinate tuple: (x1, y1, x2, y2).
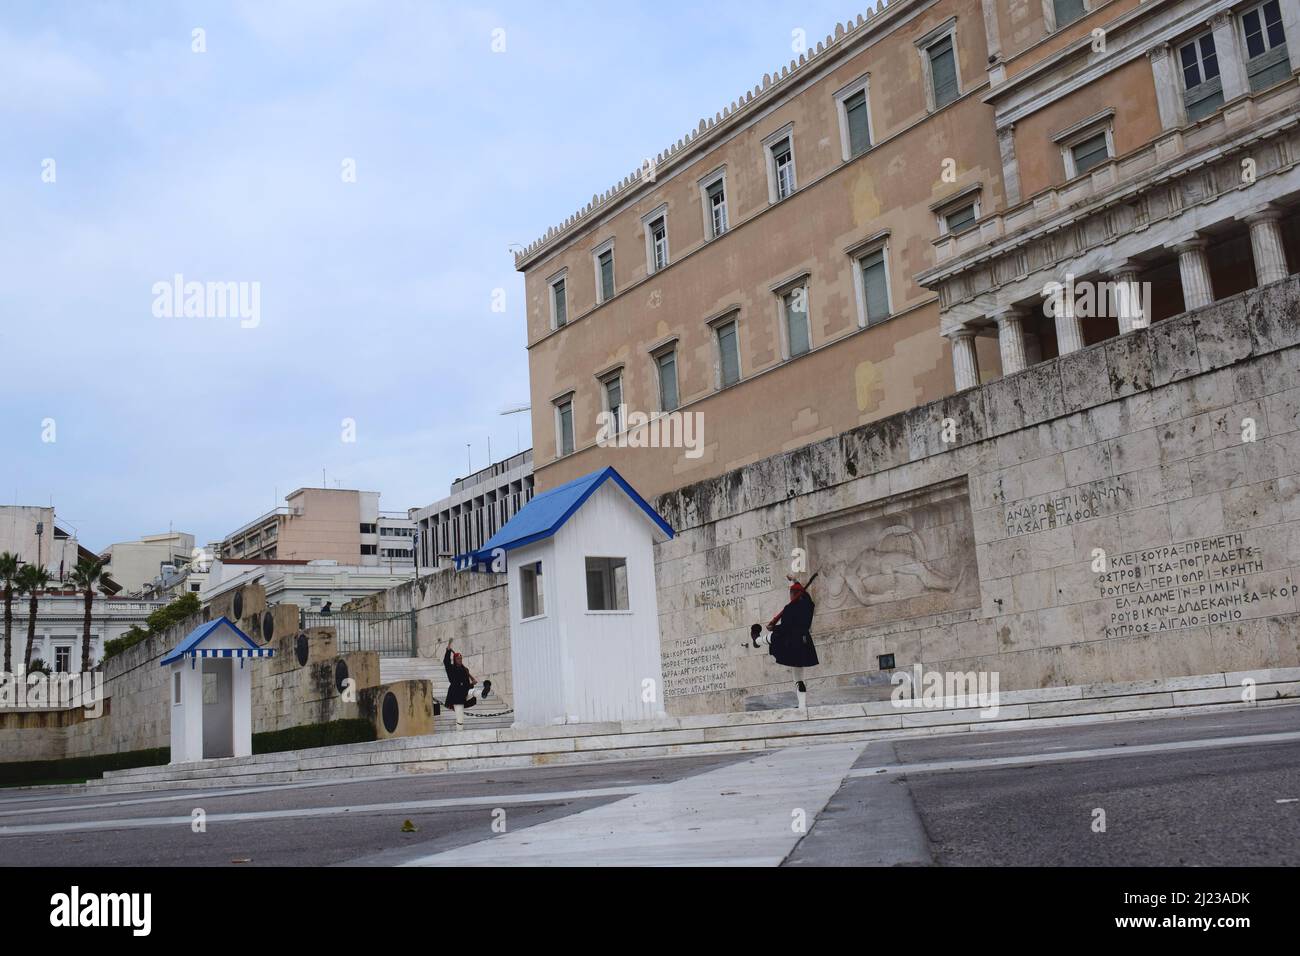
(1146, 44, 1185, 130)
(948, 329, 980, 391)
(1241, 205, 1289, 286)
(1111, 261, 1148, 333)
(1052, 279, 1085, 356)
(1173, 237, 1214, 310)
(992, 306, 1028, 376)
(1209, 12, 1249, 103)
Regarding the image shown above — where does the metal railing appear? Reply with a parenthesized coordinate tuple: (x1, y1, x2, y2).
(299, 610, 417, 657)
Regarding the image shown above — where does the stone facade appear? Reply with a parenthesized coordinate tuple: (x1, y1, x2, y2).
(653, 277, 1300, 714)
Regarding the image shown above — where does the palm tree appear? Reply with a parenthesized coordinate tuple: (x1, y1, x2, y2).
(0, 552, 19, 673)
(16, 564, 50, 673)
(69, 557, 106, 672)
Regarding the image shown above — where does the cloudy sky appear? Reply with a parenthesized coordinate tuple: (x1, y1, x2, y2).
(1, 0, 857, 551)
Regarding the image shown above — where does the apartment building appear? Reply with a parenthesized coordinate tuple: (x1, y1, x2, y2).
(0, 505, 87, 582)
(99, 531, 195, 594)
(218, 488, 416, 567)
(514, 0, 1300, 499)
(410, 450, 535, 570)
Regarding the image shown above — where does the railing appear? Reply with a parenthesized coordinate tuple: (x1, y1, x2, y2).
(299, 610, 417, 658)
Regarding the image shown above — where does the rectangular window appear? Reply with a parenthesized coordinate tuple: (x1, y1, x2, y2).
(1070, 131, 1110, 176)
(551, 276, 567, 328)
(716, 320, 740, 387)
(858, 248, 891, 327)
(556, 398, 574, 456)
(55, 646, 71, 673)
(656, 349, 679, 412)
(585, 557, 629, 611)
(603, 374, 623, 433)
(1180, 32, 1223, 121)
(173, 671, 182, 704)
(1241, 1, 1289, 91)
(944, 202, 978, 235)
(359, 523, 376, 534)
(783, 286, 810, 358)
(597, 249, 615, 302)
(926, 35, 959, 109)
(770, 137, 795, 200)
(361, 544, 377, 556)
(844, 89, 871, 157)
(705, 178, 728, 238)
(1053, 0, 1087, 30)
(520, 561, 544, 619)
(650, 217, 668, 271)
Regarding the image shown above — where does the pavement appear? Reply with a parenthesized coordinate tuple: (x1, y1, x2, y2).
(2, 704, 1298, 866)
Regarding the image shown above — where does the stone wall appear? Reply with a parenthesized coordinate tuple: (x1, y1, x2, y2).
(653, 277, 1300, 714)
(347, 570, 512, 699)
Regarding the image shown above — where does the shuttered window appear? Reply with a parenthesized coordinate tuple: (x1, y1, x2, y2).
(1053, 0, 1086, 29)
(552, 277, 567, 327)
(859, 249, 890, 326)
(1070, 131, 1110, 176)
(716, 320, 740, 387)
(1241, 1, 1290, 92)
(598, 249, 615, 301)
(845, 90, 871, 156)
(783, 287, 810, 358)
(656, 350, 679, 412)
(1180, 32, 1223, 121)
(927, 35, 959, 108)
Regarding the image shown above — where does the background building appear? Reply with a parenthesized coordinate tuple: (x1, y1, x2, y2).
(515, 0, 1300, 501)
(7, 592, 163, 673)
(218, 488, 416, 568)
(202, 559, 416, 614)
(0, 505, 92, 583)
(410, 450, 535, 570)
(99, 531, 195, 594)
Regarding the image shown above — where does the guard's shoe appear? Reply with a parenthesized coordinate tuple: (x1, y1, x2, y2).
(481, 679, 492, 700)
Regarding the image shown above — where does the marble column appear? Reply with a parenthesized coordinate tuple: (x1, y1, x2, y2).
(1174, 237, 1214, 310)
(948, 329, 980, 391)
(1210, 11, 1248, 103)
(1112, 261, 1148, 333)
(1241, 205, 1289, 286)
(992, 306, 1029, 376)
(1146, 43, 1185, 130)
(1052, 281, 1085, 356)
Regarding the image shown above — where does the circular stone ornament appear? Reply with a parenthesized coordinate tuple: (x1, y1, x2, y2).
(381, 692, 400, 734)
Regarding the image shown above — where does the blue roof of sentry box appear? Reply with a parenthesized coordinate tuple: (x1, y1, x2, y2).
(160, 616, 271, 666)
(458, 466, 673, 569)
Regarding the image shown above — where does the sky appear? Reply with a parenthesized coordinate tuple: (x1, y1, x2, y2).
(1, 0, 861, 551)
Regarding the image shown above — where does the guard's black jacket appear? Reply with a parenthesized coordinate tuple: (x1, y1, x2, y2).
(443, 646, 476, 707)
(768, 593, 819, 668)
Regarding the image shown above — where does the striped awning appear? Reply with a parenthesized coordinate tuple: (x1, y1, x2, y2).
(186, 648, 275, 659)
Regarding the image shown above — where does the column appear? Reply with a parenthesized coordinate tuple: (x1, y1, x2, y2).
(1282, 0, 1300, 74)
(992, 306, 1028, 376)
(997, 125, 1021, 206)
(1111, 260, 1148, 333)
(948, 329, 980, 391)
(1241, 205, 1289, 286)
(1146, 44, 1186, 130)
(1053, 280, 1085, 356)
(1174, 237, 1214, 310)
(1210, 12, 1248, 103)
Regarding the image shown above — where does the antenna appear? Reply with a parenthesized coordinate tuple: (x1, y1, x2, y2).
(499, 403, 531, 456)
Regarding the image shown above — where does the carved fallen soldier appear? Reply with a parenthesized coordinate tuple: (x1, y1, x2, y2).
(765, 574, 819, 709)
(443, 640, 492, 729)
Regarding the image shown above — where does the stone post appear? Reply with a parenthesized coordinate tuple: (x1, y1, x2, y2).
(948, 329, 980, 391)
(1174, 237, 1215, 310)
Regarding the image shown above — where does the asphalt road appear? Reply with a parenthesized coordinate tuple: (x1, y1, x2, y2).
(1, 705, 1297, 866)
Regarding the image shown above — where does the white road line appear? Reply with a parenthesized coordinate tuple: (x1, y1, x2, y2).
(401, 741, 866, 867)
(847, 729, 1300, 779)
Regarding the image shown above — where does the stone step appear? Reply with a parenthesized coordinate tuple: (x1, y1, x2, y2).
(83, 668, 1300, 793)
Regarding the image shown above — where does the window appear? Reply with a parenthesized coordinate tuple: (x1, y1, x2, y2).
(361, 544, 377, 556)
(520, 561, 544, 619)
(641, 206, 670, 274)
(1180, 31, 1223, 121)
(359, 523, 376, 534)
(602, 372, 624, 434)
(593, 240, 615, 304)
(1051, 0, 1087, 30)
(943, 201, 979, 235)
(854, 245, 892, 327)
(190, 583, 200, 592)
(585, 557, 629, 611)
(835, 76, 873, 160)
(173, 672, 181, 705)
(764, 128, 797, 202)
(920, 29, 960, 110)
(55, 645, 71, 673)
(555, 396, 575, 457)
(656, 348, 679, 412)
(1069, 131, 1110, 176)
(715, 319, 741, 387)
(1241, 1, 1289, 91)
(780, 284, 811, 358)
(549, 271, 568, 328)
(701, 170, 728, 239)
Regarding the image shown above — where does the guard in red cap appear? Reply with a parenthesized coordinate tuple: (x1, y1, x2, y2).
(443, 640, 492, 729)
(766, 574, 819, 709)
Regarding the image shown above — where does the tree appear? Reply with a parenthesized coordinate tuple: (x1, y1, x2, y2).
(0, 552, 18, 674)
(16, 564, 51, 673)
(69, 557, 107, 672)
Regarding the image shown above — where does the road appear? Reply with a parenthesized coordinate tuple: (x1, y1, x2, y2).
(1, 705, 1297, 866)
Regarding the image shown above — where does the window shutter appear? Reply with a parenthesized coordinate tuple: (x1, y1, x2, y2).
(929, 39, 958, 107)
(861, 252, 889, 325)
